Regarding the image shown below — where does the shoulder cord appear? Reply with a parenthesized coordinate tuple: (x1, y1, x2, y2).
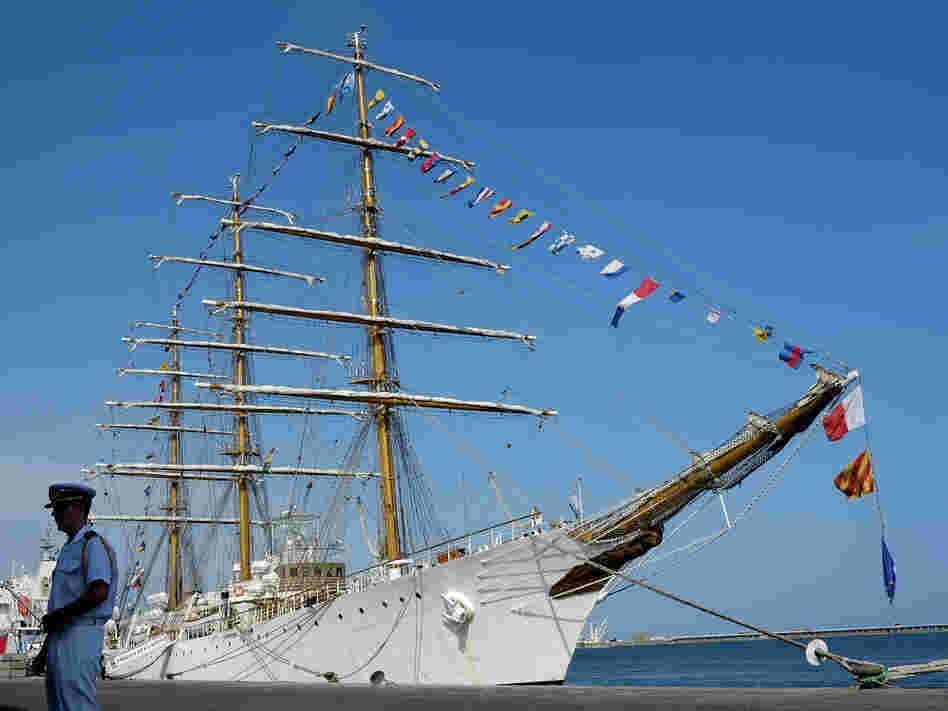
(82, 531, 118, 594)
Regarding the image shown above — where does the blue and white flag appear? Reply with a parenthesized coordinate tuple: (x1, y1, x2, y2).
(548, 231, 576, 255)
(467, 186, 494, 208)
(337, 72, 355, 97)
(375, 100, 394, 121)
(600, 259, 629, 278)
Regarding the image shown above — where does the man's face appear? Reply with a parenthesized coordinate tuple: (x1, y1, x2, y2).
(51, 500, 83, 535)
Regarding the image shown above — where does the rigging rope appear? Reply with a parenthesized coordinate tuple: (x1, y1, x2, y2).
(603, 421, 820, 598)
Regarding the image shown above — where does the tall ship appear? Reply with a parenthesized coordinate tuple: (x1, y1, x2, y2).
(92, 28, 860, 685)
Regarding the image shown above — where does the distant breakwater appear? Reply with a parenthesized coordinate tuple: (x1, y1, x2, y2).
(578, 624, 948, 647)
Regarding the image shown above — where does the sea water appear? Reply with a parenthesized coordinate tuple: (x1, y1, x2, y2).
(565, 632, 948, 688)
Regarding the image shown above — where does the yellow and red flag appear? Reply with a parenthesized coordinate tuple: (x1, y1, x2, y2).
(508, 209, 534, 224)
(367, 89, 385, 109)
(834, 449, 875, 499)
(488, 199, 514, 218)
(440, 175, 476, 198)
(385, 115, 405, 137)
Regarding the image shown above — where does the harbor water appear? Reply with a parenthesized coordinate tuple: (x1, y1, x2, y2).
(565, 631, 948, 688)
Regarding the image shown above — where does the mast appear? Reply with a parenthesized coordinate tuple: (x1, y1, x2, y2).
(230, 176, 253, 581)
(352, 29, 401, 561)
(166, 308, 182, 608)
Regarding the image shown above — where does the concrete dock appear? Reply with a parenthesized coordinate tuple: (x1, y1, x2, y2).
(2, 678, 947, 711)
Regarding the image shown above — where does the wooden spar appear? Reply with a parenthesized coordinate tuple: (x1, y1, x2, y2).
(220, 219, 510, 273)
(548, 373, 855, 599)
(150, 255, 324, 286)
(196, 382, 558, 417)
(134, 321, 218, 336)
(96, 423, 233, 436)
(202, 300, 536, 343)
(251, 123, 474, 171)
(105, 401, 365, 419)
(276, 41, 441, 92)
(117, 368, 230, 379)
(122, 337, 349, 364)
(573, 372, 852, 544)
(99, 463, 379, 477)
(92, 515, 270, 526)
(170, 193, 296, 223)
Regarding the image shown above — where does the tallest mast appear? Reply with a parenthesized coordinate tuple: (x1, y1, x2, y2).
(231, 176, 253, 580)
(351, 28, 401, 561)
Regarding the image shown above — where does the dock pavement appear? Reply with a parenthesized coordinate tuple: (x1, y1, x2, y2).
(2, 678, 948, 711)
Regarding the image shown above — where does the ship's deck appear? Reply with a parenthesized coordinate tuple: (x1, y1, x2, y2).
(2, 678, 946, 711)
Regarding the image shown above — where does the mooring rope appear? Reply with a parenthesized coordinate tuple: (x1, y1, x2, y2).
(545, 537, 948, 687)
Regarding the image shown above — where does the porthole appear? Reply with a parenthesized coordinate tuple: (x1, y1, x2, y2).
(415, 592, 422, 599)
(314, 620, 319, 627)
(359, 607, 365, 614)
(338, 613, 343, 620)
(399, 596, 405, 603)
(381, 601, 388, 608)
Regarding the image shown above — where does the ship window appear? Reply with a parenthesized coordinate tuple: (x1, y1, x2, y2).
(338, 613, 343, 620)
(382, 601, 388, 608)
(415, 592, 421, 599)
(359, 607, 364, 614)
(399, 597, 405, 603)
(314, 620, 319, 627)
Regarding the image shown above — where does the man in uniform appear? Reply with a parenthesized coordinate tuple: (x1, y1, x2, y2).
(33, 482, 117, 711)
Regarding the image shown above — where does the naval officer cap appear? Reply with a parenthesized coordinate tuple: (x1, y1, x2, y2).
(44, 481, 97, 508)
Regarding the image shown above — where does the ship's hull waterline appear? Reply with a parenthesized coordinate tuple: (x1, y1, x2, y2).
(106, 529, 608, 685)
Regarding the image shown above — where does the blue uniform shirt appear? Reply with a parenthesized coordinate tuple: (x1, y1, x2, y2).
(48, 523, 116, 620)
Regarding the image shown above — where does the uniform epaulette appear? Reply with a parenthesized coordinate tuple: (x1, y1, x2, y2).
(81, 529, 116, 589)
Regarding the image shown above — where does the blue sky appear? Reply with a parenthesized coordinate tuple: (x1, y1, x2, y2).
(2, 1, 947, 643)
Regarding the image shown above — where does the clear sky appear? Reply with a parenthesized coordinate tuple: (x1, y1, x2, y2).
(2, 1, 947, 643)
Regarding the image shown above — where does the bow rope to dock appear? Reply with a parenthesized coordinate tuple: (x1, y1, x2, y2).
(546, 539, 948, 688)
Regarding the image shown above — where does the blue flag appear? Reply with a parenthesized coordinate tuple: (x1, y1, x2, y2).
(882, 536, 896, 605)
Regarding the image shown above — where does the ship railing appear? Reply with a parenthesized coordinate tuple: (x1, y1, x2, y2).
(341, 513, 539, 594)
(216, 515, 540, 629)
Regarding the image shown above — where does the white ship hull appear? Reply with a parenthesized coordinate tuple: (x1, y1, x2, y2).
(106, 529, 609, 685)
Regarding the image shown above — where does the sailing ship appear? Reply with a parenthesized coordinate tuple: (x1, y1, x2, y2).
(91, 29, 860, 685)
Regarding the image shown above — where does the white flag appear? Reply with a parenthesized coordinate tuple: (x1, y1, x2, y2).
(600, 259, 629, 278)
(576, 244, 605, 261)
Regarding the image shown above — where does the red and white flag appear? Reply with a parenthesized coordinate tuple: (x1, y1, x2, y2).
(396, 128, 416, 147)
(611, 277, 660, 327)
(823, 386, 866, 441)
